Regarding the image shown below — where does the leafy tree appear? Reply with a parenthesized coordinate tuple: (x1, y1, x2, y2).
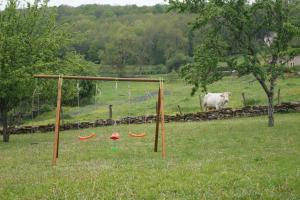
(55, 4, 197, 69)
(0, 0, 66, 142)
(38, 52, 98, 105)
(170, 0, 300, 127)
(141, 27, 167, 65)
(166, 52, 192, 72)
(181, 42, 223, 94)
(101, 29, 137, 76)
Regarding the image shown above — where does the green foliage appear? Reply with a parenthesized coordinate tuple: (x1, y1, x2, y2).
(100, 28, 137, 75)
(0, 1, 98, 141)
(293, 65, 300, 73)
(99, 64, 167, 76)
(170, 0, 300, 126)
(180, 44, 223, 94)
(166, 52, 192, 72)
(0, 0, 65, 108)
(0, 0, 67, 141)
(171, 0, 300, 91)
(55, 4, 194, 71)
(39, 104, 53, 113)
(36, 52, 98, 106)
(243, 98, 262, 106)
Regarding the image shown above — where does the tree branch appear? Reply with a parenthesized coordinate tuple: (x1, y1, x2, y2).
(253, 73, 270, 95)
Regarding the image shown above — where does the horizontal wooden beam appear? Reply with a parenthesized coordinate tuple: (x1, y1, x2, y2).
(33, 74, 162, 83)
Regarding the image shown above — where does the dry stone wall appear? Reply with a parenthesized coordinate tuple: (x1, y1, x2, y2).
(2, 102, 300, 135)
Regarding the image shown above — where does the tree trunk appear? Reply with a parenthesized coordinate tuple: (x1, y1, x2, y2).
(1, 108, 9, 142)
(267, 94, 274, 127)
(253, 74, 276, 127)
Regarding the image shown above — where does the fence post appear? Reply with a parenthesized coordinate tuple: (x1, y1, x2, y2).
(242, 92, 246, 106)
(177, 105, 183, 115)
(277, 88, 281, 105)
(109, 105, 113, 119)
(199, 95, 203, 111)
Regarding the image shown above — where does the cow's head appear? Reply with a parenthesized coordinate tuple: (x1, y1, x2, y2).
(220, 92, 231, 104)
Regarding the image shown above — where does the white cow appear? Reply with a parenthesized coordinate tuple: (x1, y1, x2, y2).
(203, 92, 231, 111)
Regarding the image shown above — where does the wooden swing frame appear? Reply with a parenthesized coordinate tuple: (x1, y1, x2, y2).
(33, 74, 166, 166)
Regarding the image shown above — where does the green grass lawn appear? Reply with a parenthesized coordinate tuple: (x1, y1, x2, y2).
(29, 74, 300, 126)
(1, 113, 300, 199)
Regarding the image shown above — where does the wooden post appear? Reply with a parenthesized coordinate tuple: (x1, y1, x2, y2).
(154, 88, 161, 152)
(52, 77, 63, 166)
(109, 105, 113, 119)
(177, 105, 183, 115)
(160, 81, 166, 159)
(242, 92, 246, 106)
(199, 95, 203, 111)
(34, 74, 162, 82)
(277, 88, 281, 105)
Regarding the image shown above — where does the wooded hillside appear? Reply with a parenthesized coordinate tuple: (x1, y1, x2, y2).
(54, 4, 199, 73)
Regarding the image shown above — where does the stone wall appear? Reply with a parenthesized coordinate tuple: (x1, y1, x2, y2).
(1, 102, 299, 135)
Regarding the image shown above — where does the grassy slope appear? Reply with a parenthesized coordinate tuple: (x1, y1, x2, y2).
(29, 74, 300, 126)
(1, 113, 300, 199)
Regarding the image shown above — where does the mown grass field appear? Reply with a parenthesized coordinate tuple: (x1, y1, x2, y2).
(1, 113, 300, 199)
(29, 74, 300, 126)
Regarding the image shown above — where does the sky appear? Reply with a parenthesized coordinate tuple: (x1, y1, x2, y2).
(0, 0, 167, 9)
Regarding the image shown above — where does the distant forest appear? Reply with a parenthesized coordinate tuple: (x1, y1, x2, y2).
(53, 3, 300, 74)
(54, 4, 200, 73)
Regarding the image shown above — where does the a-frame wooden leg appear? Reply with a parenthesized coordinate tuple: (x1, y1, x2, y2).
(56, 102, 63, 159)
(154, 87, 161, 152)
(52, 77, 63, 166)
(160, 82, 166, 159)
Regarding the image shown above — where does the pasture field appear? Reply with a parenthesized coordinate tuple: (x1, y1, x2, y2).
(1, 113, 300, 199)
(29, 74, 300, 126)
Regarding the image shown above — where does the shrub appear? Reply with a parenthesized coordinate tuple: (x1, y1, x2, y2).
(40, 104, 53, 113)
(244, 98, 261, 106)
(62, 114, 73, 120)
(166, 53, 192, 72)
